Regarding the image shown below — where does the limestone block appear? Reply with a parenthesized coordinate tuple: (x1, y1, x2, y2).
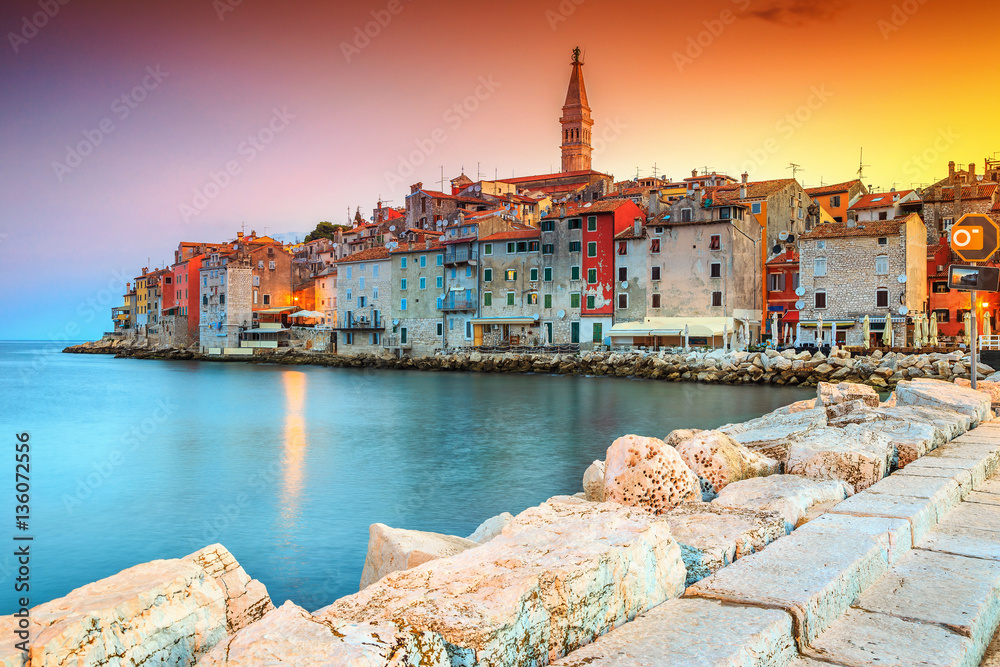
(359, 523, 478, 590)
(895, 378, 992, 426)
(604, 434, 701, 514)
(663, 503, 785, 585)
(769, 398, 817, 416)
(669, 429, 779, 500)
(466, 512, 514, 544)
(582, 460, 605, 502)
(320, 499, 687, 667)
(877, 405, 971, 441)
(712, 474, 853, 533)
(785, 426, 893, 491)
(919, 502, 1000, 562)
(955, 378, 1000, 409)
(196, 601, 449, 666)
(719, 408, 827, 462)
(187, 544, 274, 634)
(847, 419, 944, 468)
(817, 381, 880, 409)
(549, 598, 797, 667)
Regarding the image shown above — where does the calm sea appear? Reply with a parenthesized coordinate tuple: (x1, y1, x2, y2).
(0, 341, 811, 613)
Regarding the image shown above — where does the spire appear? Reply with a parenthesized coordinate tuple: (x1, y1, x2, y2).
(564, 48, 589, 110)
(560, 47, 594, 173)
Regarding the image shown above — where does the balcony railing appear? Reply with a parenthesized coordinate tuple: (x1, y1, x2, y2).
(439, 297, 476, 311)
(336, 313, 384, 330)
(444, 249, 478, 265)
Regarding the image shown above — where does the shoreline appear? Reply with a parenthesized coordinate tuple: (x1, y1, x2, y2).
(63, 339, 988, 389)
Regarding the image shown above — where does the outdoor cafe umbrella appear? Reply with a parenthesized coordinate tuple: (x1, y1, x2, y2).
(816, 315, 824, 346)
(882, 313, 893, 348)
(683, 324, 690, 350)
(785, 322, 792, 345)
(772, 312, 779, 347)
(723, 320, 729, 351)
(964, 311, 972, 347)
(985, 312, 993, 339)
(913, 315, 923, 349)
(930, 311, 939, 347)
(862, 315, 871, 350)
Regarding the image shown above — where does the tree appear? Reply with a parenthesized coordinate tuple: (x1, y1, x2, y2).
(304, 221, 349, 243)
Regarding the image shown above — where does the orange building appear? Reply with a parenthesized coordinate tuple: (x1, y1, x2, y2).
(805, 180, 868, 223)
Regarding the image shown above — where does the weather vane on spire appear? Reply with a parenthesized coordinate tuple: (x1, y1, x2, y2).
(572, 46, 581, 63)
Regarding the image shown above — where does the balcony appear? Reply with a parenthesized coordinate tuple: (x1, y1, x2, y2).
(439, 296, 477, 311)
(334, 313, 384, 331)
(444, 249, 478, 265)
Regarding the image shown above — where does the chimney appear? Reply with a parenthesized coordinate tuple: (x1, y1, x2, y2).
(740, 185, 747, 200)
(691, 169, 698, 178)
(742, 172, 748, 184)
(648, 189, 661, 216)
(633, 217, 642, 237)
(949, 161, 956, 183)
(411, 182, 422, 194)
(969, 163, 977, 182)
(425, 238, 431, 250)
(559, 203, 567, 217)
(237, 231, 243, 240)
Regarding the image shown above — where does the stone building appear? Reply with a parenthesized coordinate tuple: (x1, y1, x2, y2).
(798, 213, 927, 346)
(334, 247, 391, 355)
(314, 266, 337, 326)
(198, 249, 252, 351)
(560, 48, 593, 173)
(612, 220, 649, 326)
(920, 178, 998, 243)
(848, 189, 921, 223)
(476, 229, 542, 346)
(390, 241, 446, 356)
(404, 184, 493, 231)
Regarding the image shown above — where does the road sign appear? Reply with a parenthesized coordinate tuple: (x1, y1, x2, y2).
(950, 213, 1000, 263)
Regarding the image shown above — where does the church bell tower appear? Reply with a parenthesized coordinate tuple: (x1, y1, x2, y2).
(560, 47, 593, 173)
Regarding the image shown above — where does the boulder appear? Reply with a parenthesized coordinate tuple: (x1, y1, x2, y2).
(848, 419, 945, 468)
(718, 408, 827, 463)
(582, 460, 606, 501)
(604, 434, 701, 514)
(895, 378, 991, 426)
(877, 405, 971, 441)
(359, 524, 478, 590)
(197, 601, 449, 666)
(785, 426, 893, 492)
(319, 499, 687, 667)
(0, 544, 269, 667)
(954, 378, 1000, 408)
(669, 430, 780, 500)
(769, 398, 818, 416)
(663, 503, 786, 586)
(817, 382, 880, 422)
(467, 512, 514, 544)
(712, 474, 854, 533)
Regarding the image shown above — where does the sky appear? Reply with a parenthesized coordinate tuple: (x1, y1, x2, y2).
(1, 0, 998, 340)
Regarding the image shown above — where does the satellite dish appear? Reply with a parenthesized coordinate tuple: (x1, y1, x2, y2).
(532, 313, 539, 320)
(786, 234, 795, 243)
(795, 287, 805, 297)
(557, 310, 566, 319)
(389, 225, 396, 232)
(392, 319, 400, 326)
(897, 275, 908, 284)
(331, 243, 338, 248)
(621, 281, 629, 289)
(583, 202, 592, 208)
(772, 244, 782, 255)
(390, 242, 398, 249)
(384, 243, 392, 249)
(899, 306, 909, 316)
(795, 300, 805, 310)
(778, 230, 789, 241)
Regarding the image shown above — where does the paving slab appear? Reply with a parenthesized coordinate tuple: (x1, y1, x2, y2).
(978, 477, 1000, 495)
(687, 514, 910, 647)
(854, 549, 1000, 658)
(965, 491, 1000, 506)
(895, 464, 975, 497)
(550, 598, 797, 667)
(918, 502, 1000, 562)
(983, 625, 1000, 667)
(805, 608, 975, 667)
(904, 452, 996, 488)
(829, 492, 943, 545)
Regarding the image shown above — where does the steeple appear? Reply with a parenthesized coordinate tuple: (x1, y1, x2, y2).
(560, 47, 593, 173)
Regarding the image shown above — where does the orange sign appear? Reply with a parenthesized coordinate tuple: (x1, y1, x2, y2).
(950, 213, 1000, 263)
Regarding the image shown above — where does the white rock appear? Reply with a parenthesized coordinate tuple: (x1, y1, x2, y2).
(669, 429, 780, 500)
(359, 524, 478, 590)
(817, 381, 881, 409)
(769, 398, 818, 416)
(895, 378, 991, 426)
(848, 419, 945, 468)
(188, 544, 274, 634)
(786, 426, 893, 492)
(604, 434, 701, 513)
(319, 499, 687, 666)
(719, 408, 827, 463)
(467, 512, 514, 544)
(582, 460, 606, 502)
(713, 474, 854, 533)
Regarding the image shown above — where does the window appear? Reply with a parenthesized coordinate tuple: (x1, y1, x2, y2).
(719, 207, 731, 220)
(466, 320, 472, 339)
(450, 268, 456, 279)
(569, 241, 582, 252)
(419, 255, 426, 268)
(358, 296, 366, 307)
(943, 218, 954, 235)
(528, 292, 538, 305)
(543, 267, 552, 282)
(651, 293, 661, 308)
(269, 261, 275, 270)
(507, 242, 516, 254)
(587, 216, 597, 231)
(436, 322, 443, 336)
(878, 211, 888, 221)
(650, 238, 660, 254)
(568, 218, 582, 230)
(934, 308, 950, 323)
(877, 237, 888, 245)
(875, 255, 889, 275)
(202, 295, 208, 306)
(542, 243, 554, 255)
(257, 260, 264, 269)
(814, 291, 827, 309)
(253, 275, 260, 286)
(529, 268, 538, 281)
(571, 266, 581, 281)
(505, 269, 517, 281)
(436, 276, 443, 288)
(400, 257, 407, 269)
(587, 242, 597, 257)
(709, 235, 721, 251)
(400, 278, 407, 290)
(516, 241, 528, 253)
(359, 277, 365, 290)
(483, 292, 492, 306)
(484, 268, 493, 282)
(346, 267, 352, 279)
(651, 266, 661, 281)
(570, 293, 581, 308)
(507, 292, 515, 306)
(203, 276, 208, 287)
(617, 293, 628, 309)
(751, 202, 762, 215)
(448, 318, 454, 330)
(711, 291, 722, 307)
(400, 298, 407, 311)
(814, 258, 827, 277)
(571, 322, 580, 343)
(541, 220, 554, 231)
(768, 273, 786, 292)
(587, 268, 597, 284)
(466, 266, 472, 277)
(876, 288, 889, 308)
(484, 243, 493, 256)
(710, 262, 722, 278)
(933, 281, 949, 293)
(419, 277, 426, 289)
(830, 195, 841, 208)
(372, 287, 378, 300)
(681, 208, 693, 222)
(528, 241, 539, 252)
(617, 241, 627, 256)
(436, 296, 443, 309)
(263, 294, 270, 305)
(436, 254, 443, 266)
(618, 267, 627, 282)
(593, 322, 602, 342)
(544, 294, 552, 309)
(584, 295, 594, 309)
(346, 289, 352, 301)
(794, 272, 800, 289)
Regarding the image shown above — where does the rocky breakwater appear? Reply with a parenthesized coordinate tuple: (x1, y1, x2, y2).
(64, 338, 199, 360)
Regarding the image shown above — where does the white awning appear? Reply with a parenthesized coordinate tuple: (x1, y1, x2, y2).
(608, 317, 744, 338)
(472, 317, 537, 325)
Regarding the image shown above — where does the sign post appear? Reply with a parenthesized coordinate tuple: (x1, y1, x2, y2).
(950, 213, 1000, 389)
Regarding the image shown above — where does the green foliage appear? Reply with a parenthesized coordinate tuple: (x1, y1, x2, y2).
(304, 221, 349, 243)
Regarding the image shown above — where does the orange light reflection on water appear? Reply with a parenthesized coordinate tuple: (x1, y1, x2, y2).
(280, 371, 308, 526)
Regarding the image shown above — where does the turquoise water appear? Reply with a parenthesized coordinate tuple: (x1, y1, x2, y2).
(0, 341, 812, 613)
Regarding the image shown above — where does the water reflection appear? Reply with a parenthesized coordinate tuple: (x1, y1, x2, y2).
(280, 371, 308, 525)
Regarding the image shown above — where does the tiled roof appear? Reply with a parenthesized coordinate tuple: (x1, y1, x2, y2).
(709, 179, 798, 201)
(805, 180, 864, 197)
(499, 169, 609, 185)
(614, 225, 646, 240)
(479, 229, 541, 242)
(993, 200, 1000, 212)
(800, 218, 908, 240)
(922, 183, 998, 202)
(335, 247, 390, 263)
(849, 190, 915, 210)
(767, 249, 799, 265)
(418, 189, 487, 206)
(541, 199, 633, 219)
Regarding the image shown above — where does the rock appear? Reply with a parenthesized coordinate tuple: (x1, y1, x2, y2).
(817, 381, 880, 410)
(769, 398, 818, 416)
(467, 512, 514, 544)
(663, 503, 786, 585)
(359, 523, 478, 590)
(0, 544, 269, 667)
(848, 419, 945, 468)
(197, 601, 449, 666)
(719, 408, 827, 463)
(954, 378, 1000, 408)
(785, 426, 893, 492)
(770, 356, 792, 372)
(712, 474, 854, 533)
(319, 499, 687, 667)
(663, 428, 702, 447)
(669, 430, 780, 500)
(895, 378, 992, 426)
(877, 405, 971, 441)
(814, 363, 835, 375)
(604, 434, 701, 513)
(582, 460, 606, 502)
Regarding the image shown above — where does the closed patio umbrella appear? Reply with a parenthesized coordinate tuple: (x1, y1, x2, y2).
(723, 320, 729, 351)
(862, 315, 870, 350)
(816, 315, 824, 346)
(912, 315, 922, 349)
(984, 312, 992, 339)
(683, 324, 690, 351)
(964, 311, 972, 347)
(930, 312, 939, 347)
(882, 313, 893, 348)
(772, 312, 779, 347)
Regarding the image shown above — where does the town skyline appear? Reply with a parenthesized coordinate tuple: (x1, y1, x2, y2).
(2, 0, 999, 340)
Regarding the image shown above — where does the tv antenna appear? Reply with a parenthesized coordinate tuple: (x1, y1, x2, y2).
(787, 163, 804, 180)
(438, 166, 447, 192)
(858, 148, 871, 182)
(652, 163, 660, 179)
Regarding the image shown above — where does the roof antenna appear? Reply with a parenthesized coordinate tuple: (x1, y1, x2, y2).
(858, 147, 871, 183)
(787, 163, 804, 180)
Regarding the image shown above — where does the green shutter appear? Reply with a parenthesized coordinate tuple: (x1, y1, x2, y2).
(507, 292, 515, 305)
(544, 294, 552, 309)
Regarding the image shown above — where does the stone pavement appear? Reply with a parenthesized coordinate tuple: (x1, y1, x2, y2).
(554, 420, 1000, 666)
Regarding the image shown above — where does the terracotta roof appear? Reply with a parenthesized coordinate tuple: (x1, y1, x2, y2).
(479, 229, 541, 242)
(800, 218, 908, 240)
(541, 199, 633, 219)
(614, 225, 646, 240)
(767, 249, 799, 265)
(499, 170, 609, 185)
(993, 200, 1000, 212)
(417, 189, 487, 206)
(849, 190, 915, 210)
(709, 179, 798, 201)
(335, 247, 390, 263)
(805, 180, 864, 197)
(922, 183, 998, 202)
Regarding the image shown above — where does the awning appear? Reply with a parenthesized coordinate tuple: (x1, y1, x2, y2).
(799, 320, 857, 327)
(255, 306, 298, 314)
(608, 317, 744, 338)
(781, 310, 800, 323)
(161, 306, 179, 314)
(472, 317, 537, 325)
